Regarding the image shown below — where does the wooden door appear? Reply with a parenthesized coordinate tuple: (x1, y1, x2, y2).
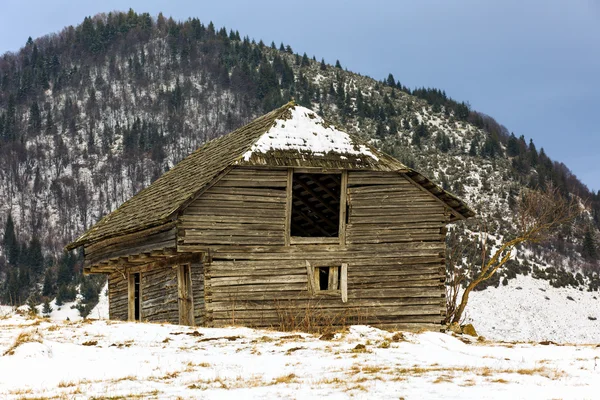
(177, 264, 194, 326)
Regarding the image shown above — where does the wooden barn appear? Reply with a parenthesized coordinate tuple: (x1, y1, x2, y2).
(66, 102, 474, 331)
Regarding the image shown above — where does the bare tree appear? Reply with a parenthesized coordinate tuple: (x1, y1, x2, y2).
(447, 185, 582, 325)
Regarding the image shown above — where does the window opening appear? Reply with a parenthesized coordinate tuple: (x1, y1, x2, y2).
(291, 173, 341, 237)
(133, 272, 141, 321)
(316, 266, 341, 291)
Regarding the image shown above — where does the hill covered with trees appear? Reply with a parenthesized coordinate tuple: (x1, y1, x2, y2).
(0, 10, 598, 309)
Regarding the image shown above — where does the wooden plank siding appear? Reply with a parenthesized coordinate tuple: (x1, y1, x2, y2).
(177, 167, 450, 332)
(108, 271, 128, 321)
(178, 168, 287, 247)
(140, 266, 179, 323)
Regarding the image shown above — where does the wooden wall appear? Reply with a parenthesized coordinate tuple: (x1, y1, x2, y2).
(107, 261, 204, 325)
(191, 261, 205, 325)
(108, 271, 128, 321)
(178, 167, 451, 332)
(140, 266, 179, 323)
(178, 168, 287, 247)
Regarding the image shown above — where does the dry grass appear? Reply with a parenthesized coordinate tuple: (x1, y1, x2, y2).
(8, 388, 33, 395)
(433, 375, 454, 384)
(2, 330, 43, 356)
(271, 373, 298, 384)
(273, 300, 366, 334)
(392, 364, 565, 381)
(57, 381, 76, 388)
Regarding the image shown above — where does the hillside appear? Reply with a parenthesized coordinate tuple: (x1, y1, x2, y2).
(0, 10, 598, 312)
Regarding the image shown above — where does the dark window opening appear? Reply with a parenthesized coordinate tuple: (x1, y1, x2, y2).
(133, 272, 141, 321)
(291, 173, 341, 237)
(316, 266, 341, 291)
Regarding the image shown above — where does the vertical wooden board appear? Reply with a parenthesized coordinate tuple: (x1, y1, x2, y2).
(341, 263, 348, 303)
(140, 266, 179, 324)
(108, 272, 128, 321)
(339, 170, 348, 246)
(127, 273, 135, 322)
(285, 168, 293, 246)
(191, 261, 205, 326)
(305, 261, 315, 294)
(177, 265, 184, 325)
(329, 266, 339, 290)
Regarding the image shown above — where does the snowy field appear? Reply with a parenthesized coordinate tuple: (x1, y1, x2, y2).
(1, 275, 599, 399)
(467, 274, 600, 344)
(0, 310, 599, 399)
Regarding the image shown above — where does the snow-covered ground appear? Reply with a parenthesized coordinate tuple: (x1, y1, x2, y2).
(467, 274, 600, 344)
(0, 313, 598, 399)
(1, 277, 599, 398)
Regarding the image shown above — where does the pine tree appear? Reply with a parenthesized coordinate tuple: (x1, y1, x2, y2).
(506, 133, 520, 157)
(301, 53, 310, 67)
(582, 228, 598, 261)
(469, 138, 478, 156)
(335, 60, 342, 69)
(3, 214, 19, 266)
(42, 299, 53, 316)
(386, 73, 395, 87)
(42, 269, 54, 296)
(320, 58, 326, 71)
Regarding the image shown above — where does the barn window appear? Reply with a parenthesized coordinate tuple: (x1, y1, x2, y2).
(317, 266, 340, 291)
(306, 262, 348, 302)
(290, 173, 342, 238)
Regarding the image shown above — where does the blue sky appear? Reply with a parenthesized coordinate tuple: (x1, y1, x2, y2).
(1, 0, 598, 192)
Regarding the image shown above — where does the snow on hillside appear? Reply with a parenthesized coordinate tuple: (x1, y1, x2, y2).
(0, 314, 598, 399)
(467, 274, 600, 344)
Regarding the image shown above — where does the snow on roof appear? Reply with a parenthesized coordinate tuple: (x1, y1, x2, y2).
(242, 106, 378, 161)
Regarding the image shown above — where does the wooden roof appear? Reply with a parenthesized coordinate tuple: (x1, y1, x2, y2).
(67, 102, 474, 250)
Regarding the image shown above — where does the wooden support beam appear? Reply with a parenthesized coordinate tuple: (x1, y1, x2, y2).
(311, 175, 340, 200)
(292, 191, 337, 229)
(293, 208, 333, 236)
(295, 178, 338, 215)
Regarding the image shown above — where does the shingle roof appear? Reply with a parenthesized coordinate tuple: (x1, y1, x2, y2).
(66, 102, 474, 250)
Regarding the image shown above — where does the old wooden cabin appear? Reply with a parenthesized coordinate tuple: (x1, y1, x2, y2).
(66, 102, 474, 331)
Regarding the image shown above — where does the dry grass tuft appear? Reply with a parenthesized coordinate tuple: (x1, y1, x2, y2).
(433, 375, 454, 384)
(58, 381, 76, 388)
(271, 373, 298, 384)
(3, 330, 43, 356)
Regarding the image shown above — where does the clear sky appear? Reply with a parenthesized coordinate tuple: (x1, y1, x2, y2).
(1, 0, 598, 192)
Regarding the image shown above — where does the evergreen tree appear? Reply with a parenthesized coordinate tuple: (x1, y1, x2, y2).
(27, 237, 44, 275)
(412, 131, 421, 148)
(335, 60, 342, 69)
(469, 138, 478, 156)
(29, 102, 42, 134)
(301, 53, 310, 67)
(386, 73, 395, 87)
(528, 139, 538, 166)
(582, 228, 598, 261)
(506, 133, 520, 157)
(42, 269, 54, 296)
(3, 214, 19, 266)
(42, 299, 53, 316)
(320, 58, 326, 71)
